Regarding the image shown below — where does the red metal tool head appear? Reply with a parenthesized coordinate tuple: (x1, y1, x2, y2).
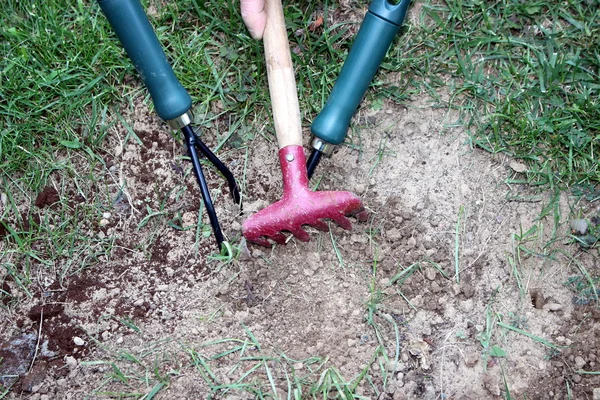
(243, 145, 368, 247)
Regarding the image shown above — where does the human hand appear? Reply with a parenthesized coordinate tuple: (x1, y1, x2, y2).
(241, 0, 266, 39)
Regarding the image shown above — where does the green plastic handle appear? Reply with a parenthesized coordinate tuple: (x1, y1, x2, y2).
(311, 0, 411, 145)
(97, 0, 191, 121)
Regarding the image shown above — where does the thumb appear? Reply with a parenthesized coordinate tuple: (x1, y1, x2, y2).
(241, 0, 266, 39)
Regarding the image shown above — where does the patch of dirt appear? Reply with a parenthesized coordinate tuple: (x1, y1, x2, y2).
(2, 94, 598, 399)
(34, 186, 60, 208)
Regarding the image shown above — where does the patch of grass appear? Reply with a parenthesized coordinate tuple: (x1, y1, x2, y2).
(81, 339, 178, 399)
(381, 0, 600, 186)
(184, 326, 380, 399)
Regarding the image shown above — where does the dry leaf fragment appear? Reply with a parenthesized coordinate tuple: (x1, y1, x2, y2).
(509, 160, 528, 173)
(308, 15, 324, 32)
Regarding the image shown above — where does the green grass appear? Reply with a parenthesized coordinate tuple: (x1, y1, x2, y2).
(381, 0, 600, 185)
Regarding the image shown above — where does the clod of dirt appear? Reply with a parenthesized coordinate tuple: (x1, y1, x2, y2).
(483, 373, 501, 396)
(34, 186, 60, 208)
(1, 281, 12, 306)
(20, 361, 48, 392)
(27, 304, 64, 321)
(0, 220, 8, 238)
(26, 303, 88, 357)
(0, 332, 37, 388)
(406, 337, 432, 370)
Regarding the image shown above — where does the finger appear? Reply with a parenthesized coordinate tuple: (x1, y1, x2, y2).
(241, 0, 266, 39)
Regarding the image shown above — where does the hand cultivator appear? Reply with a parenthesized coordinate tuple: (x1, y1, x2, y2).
(97, 0, 240, 251)
(307, 0, 411, 178)
(241, 0, 368, 247)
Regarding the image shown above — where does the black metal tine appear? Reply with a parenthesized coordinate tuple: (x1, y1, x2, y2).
(181, 125, 224, 250)
(190, 128, 242, 206)
(306, 149, 322, 180)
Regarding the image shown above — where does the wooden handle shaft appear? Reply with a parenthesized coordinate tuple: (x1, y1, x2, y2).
(263, 0, 302, 148)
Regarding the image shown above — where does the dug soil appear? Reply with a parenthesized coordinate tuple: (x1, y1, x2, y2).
(2, 93, 600, 399)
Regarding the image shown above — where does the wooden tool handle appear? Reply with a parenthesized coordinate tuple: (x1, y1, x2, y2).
(263, 0, 302, 148)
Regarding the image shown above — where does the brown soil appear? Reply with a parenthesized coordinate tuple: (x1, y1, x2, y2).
(34, 187, 60, 209)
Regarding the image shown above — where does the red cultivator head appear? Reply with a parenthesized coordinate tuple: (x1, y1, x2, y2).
(243, 145, 368, 247)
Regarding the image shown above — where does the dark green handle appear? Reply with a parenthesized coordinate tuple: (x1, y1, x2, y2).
(98, 0, 192, 121)
(311, 0, 410, 145)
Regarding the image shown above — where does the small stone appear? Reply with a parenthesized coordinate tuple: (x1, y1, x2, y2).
(464, 353, 479, 368)
(347, 339, 356, 347)
(461, 284, 475, 299)
(575, 356, 586, 369)
(157, 284, 169, 291)
(0, 193, 7, 206)
(165, 267, 175, 277)
(570, 219, 588, 235)
(99, 219, 109, 226)
(293, 363, 304, 370)
(483, 373, 500, 396)
(407, 236, 417, 248)
(509, 160, 528, 173)
(98, 231, 106, 240)
(102, 212, 111, 219)
(461, 299, 474, 312)
(65, 356, 77, 369)
(116, 337, 124, 345)
(592, 387, 600, 400)
(73, 337, 85, 346)
(545, 303, 563, 312)
(387, 360, 405, 372)
(425, 268, 436, 281)
(422, 239, 434, 249)
(101, 331, 110, 341)
(387, 228, 403, 241)
(252, 249, 263, 258)
(114, 145, 123, 157)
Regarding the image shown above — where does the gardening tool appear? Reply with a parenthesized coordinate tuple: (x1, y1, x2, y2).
(242, 0, 367, 247)
(306, 0, 411, 178)
(97, 0, 241, 251)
